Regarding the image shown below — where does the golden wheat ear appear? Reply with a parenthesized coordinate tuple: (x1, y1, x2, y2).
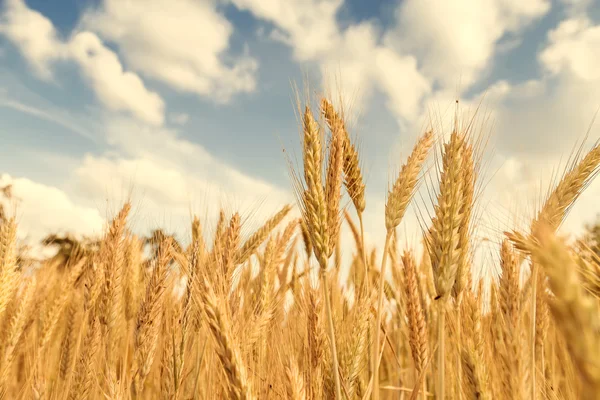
(530, 227, 600, 396)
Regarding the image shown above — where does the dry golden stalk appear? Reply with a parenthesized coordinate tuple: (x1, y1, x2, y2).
(274, 218, 299, 266)
(299, 220, 313, 260)
(133, 240, 171, 396)
(69, 315, 101, 400)
(124, 234, 143, 321)
(322, 100, 370, 380)
(83, 261, 102, 314)
(59, 293, 80, 381)
(505, 141, 600, 397)
(38, 258, 86, 358)
(427, 130, 467, 400)
(504, 230, 534, 255)
(259, 237, 276, 328)
(0, 218, 18, 318)
(160, 307, 177, 399)
(223, 213, 241, 286)
(344, 289, 372, 398)
(191, 216, 207, 261)
(461, 346, 489, 400)
(321, 98, 365, 214)
(185, 227, 206, 334)
(461, 287, 488, 399)
(285, 357, 306, 400)
(575, 251, 600, 298)
(278, 235, 298, 291)
(418, 242, 436, 314)
(178, 244, 200, 391)
(298, 105, 330, 268)
(429, 131, 465, 301)
(535, 268, 550, 368)
(293, 100, 344, 399)
(214, 209, 227, 247)
(306, 285, 325, 399)
(324, 103, 345, 256)
(536, 143, 600, 233)
(385, 130, 434, 231)
(321, 269, 342, 399)
(531, 228, 600, 397)
(200, 278, 254, 400)
(498, 240, 522, 399)
(100, 203, 130, 383)
(374, 129, 434, 398)
(243, 301, 276, 352)
(208, 209, 227, 281)
(0, 276, 36, 386)
(453, 140, 475, 300)
(499, 240, 520, 325)
(403, 251, 429, 378)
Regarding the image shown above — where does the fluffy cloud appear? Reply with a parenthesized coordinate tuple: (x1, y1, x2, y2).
(69, 116, 294, 239)
(0, 0, 64, 79)
(389, 11, 600, 168)
(0, 174, 105, 244)
(1, 111, 295, 249)
(485, 16, 600, 158)
(444, 15, 600, 244)
(540, 17, 600, 81)
(68, 32, 165, 125)
(0, 0, 165, 125)
(81, 0, 258, 102)
(228, 0, 548, 125)
(372, 47, 431, 122)
(231, 0, 431, 122)
(231, 0, 342, 61)
(386, 0, 550, 90)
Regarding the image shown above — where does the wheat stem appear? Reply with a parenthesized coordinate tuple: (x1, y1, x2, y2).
(373, 230, 392, 400)
(321, 268, 342, 400)
(438, 301, 446, 400)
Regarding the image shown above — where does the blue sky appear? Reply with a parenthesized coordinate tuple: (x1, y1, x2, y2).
(1, 0, 600, 260)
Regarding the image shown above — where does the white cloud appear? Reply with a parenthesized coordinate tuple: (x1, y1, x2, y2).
(373, 47, 430, 122)
(229, 0, 546, 126)
(457, 15, 600, 244)
(231, 0, 431, 122)
(81, 0, 258, 102)
(319, 23, 379, 105)
(0, 0, 165, 125)
(385, 0, 550, 90)
(0, 0, 65, 79)
(68, 31, 165, 125)
(0, 174, 105, 244)
(231, 0, 342, 61)
(540, 17, 600, 81)
(483, 16, 600, 158)
(2, 108, 295, 248)
(69, 116, 293, 239)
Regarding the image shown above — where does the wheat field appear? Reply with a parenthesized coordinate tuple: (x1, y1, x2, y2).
(0, 95, 599, 400)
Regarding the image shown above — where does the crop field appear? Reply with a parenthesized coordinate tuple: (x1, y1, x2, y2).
(0, 94, 599, 400)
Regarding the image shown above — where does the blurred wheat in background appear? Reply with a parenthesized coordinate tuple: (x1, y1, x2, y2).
(1, 95, 600, 400)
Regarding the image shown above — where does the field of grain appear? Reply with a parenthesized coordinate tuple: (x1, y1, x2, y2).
(0, 95, 599, 400)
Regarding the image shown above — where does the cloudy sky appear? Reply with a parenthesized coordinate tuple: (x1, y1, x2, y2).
(0, 0, 599, 264)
